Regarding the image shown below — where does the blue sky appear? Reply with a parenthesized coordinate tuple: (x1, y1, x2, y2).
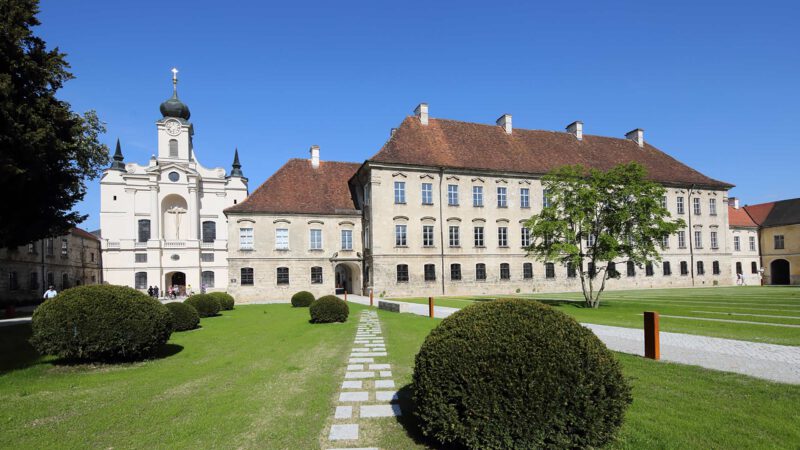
(37, 0, 799, 231)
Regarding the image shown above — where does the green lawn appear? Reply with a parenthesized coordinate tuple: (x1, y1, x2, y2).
(2, 301, 799, 449)
(392, 286, 800, 346)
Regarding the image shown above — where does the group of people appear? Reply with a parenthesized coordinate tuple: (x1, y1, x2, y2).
(146, 285, 161, 298)
(147, 285, 194, 299)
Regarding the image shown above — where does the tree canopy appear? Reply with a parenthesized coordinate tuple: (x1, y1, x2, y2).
(524, 163, 685, 308)
(0, 0, 108, 248)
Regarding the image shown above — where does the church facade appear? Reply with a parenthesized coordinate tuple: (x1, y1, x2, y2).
(99, 71, 248, 293)
(226, 103, 735, 302)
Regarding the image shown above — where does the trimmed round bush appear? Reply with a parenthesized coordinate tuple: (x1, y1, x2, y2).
(209, 292, 235, 310)
(309, 295, 349, 323)
(166, 301, 200, 331)
(412, 299, 632, 449)
(291, 291, 315, 308)
(185, 294, 220, 318)
(30, 285, 172, 362)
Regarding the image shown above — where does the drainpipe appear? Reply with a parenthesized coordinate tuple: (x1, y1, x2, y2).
(687, 184, 696, 286)
(438, 167, 446, 296)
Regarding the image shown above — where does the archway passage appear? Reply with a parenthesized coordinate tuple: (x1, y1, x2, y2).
(771, 259, 790, 285)
(334, 263, 361, 295)
(165, 271, 187, 296)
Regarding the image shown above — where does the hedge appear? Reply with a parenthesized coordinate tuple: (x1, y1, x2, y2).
(209, 292, 235, 310)
(166, 301, 200, 331)
(309, 295, 349, 323)
(291, 291, 315, 307)
(185, 294, 220, 318)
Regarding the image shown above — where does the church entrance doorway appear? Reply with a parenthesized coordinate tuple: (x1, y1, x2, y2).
(770, 259, 790, 285)
(165, 271, 187, 297)
(334, 263, 360, 295)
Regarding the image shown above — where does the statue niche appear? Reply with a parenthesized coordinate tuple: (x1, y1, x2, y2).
(161, 194, 189, 240)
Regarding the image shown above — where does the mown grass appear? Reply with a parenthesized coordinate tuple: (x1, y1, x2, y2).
(393, 286, 800, 345)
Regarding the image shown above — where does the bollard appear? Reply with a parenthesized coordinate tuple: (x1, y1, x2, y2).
(644, 311, 660, 360)
(428, 296, 434, 318)
(369, 289, 374, 307)
(344, 291, 347, 302)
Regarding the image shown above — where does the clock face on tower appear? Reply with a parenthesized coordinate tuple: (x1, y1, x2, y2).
(165, 120, 181, 136)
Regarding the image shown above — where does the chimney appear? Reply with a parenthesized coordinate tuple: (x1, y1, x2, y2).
(728, 197, 740, 209)
(390, 128, 397, 137)
(414, 103, 429, 125)
(310, 145, 320, 169)
(566, 121, 583, 140)
(626, 128, 644, 147)
(496, 114, 512, 134)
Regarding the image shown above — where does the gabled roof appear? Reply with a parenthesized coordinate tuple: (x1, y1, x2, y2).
(71, 227, 100, 241)
(225, 159, 360, 215)
(745, 198, 800, 228)
(728, 205, 758, 228)
(369, 117, 733, 189)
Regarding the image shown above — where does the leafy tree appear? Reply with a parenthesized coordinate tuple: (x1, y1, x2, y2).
(0, 0, 109, 248)
(524, 163, 684, 308)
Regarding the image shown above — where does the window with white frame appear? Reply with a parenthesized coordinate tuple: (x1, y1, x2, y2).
(309, 229, 322, 250)
(497, 187, 507, 207)
(394, 181, 406, 204)
(694, 230, 703, 249)
(474, 226, 484, 247)
(677, 230, 686, 248)
(423, 225, 434, 247)
(775, 234, 785, 249)
(500, 263, 510, 280)
(661, 235, 669, 248)
(239, 227, 254, 250)
(710, 231, 718, 249)
(523, 262, 533, 279)
(709, 198, 717, 215)
(475, 263, 486, 280)
(749, 236, 756, 251)
(202, 271, 215, 288)
(473, 186, 483, 207)
(677, 196, 685, 214)
(311, 266, 323, 284)
(660, 196, 667, 209)
(733, 236, 740, 251)
(274, 228, 288, 249)
(341, 229, 353, 250)
(520, 188, 530, 208)
(421, 183, 433, 205)
(395, 224, 407, 246)
(693, 197, 701, 215)
(587, 233, 596, 247)
(521, 227, 531, 247)
(498, 226, 508, 247)
(543, 189, 551, 208)
(450, 263, 461, 281)
(449, 226, 460, 247)
(448, 184, 459, 206)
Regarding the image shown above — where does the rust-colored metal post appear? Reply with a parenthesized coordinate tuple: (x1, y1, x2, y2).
(428, 296, 434, 318)
(344, 291, 347, 301)
(644, 311, 660, 360)
(370, 289, 374, 307)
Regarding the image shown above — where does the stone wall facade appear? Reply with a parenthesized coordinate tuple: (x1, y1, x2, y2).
(761, 223, 800, 285)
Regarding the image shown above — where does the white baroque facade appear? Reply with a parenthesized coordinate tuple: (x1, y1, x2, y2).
(100, 72, 248, 293)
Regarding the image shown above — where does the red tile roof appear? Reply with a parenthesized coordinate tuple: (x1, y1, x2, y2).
(225, 159, 361, 215)
(369, 117, 733, 189)
(741, 202, 775, 226)
(744, 198, 800, 227)
(70, 227, 100, 241)
(728, 205, 758, 228)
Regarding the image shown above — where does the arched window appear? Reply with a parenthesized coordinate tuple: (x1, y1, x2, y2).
(277, 267, 289, 285)
(201, 271, 215, 288)
(240, 267, 254, 286)
(169, 139, 178, 157)
(311, 267, 323, 284)
(135, 272, 147, 289)
(202, 221, 216, 243)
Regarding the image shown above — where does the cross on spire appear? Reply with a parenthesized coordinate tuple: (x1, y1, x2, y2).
(171, 67, 178, 95)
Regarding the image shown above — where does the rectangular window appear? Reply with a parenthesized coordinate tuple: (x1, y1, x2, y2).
(28, 243, 36, 254)
(277, 267, 289, 285)
(421, 183, 433, 205)
(710, 231, 718, 249)
(424, 264, 436, 281)
(697, 261, 705, 275)
(694, 230, 703, 249)
(663, 261, 672, 276)
(678, 231, 686, 249)
(473, 186, 483, 207)
(450, 264, 461, 281)
(693, 197, 701, 215)
(275, 228, 289, 250)
(751, 261, 758, 274)
(475, 263, 486, 280)
(567, 262, 577, 278)
(138, 219, 151, 243)
(660, 196, 667, 209)
(712, 261, 720, 275)
(645, 262, 654, 276)
(364, 225, 370, 249)
(61, 238, 68, 256)
(521, 227, 531, 247)
(542, 189, 551, 208)
(500, 263, 510, 280)
(201, 253, 214, 262)
(241, 267, 254, 286)
(46, 238, 54, 256)
(134, 272, 147, 289)
(448, 184, 459, 206)
(202, 271, 215, 288)
(202, 221, 216, 243)
(520, 188, 530, 208)
(680, 261, 689, 275)
(677, 196, 685, 214)
(497, 187, 507, 208)
(341, 229, 353, 250)
(733, 236, 740, 251)
(449, 226, 460, 247)
(661, 236, 669, 249)
(423, 225, 434, 247)
(29, 272, 39, 291)
(135, 253, 147, 263)
(545, 263, 555, 279)
(749, 236, 756, 251)
(309, 229, 322, 250)
(587, 234, 596, 247)
(396, 264, 409, 282)
(311, 267, 323, 284)
(498, 227, 508, 247)
(627, 261, 636, 277)
(239, 227, 254, 250)
(709, 198, 717, 215)
(523, 263, 533, 279)
(774, 235, 785, 249)
(395, 224, 407, 246)
(394, 181, 406, 204)
(474, 226, 484, 247)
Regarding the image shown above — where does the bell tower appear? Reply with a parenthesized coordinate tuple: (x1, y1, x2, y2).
(156, 68, 193, 160)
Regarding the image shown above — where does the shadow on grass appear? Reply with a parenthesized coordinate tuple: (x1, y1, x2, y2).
(394, 383, 466, 450)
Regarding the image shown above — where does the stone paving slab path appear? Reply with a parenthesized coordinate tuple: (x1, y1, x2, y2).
(343, 294, 800, 384)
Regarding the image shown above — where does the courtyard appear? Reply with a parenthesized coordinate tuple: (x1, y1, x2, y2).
(2, 287, 800, 449)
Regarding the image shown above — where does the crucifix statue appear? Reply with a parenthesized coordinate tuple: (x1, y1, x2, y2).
(166, 206, 187, 239)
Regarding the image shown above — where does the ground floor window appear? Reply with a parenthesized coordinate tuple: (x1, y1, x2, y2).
(277, 267, 289, 285)
(500, 263, 510, 280)
(712, 261, 720, 275)
(47, 272, 54, 287)
(567, 262, 576, 278)
(697, 261, 705, 275)
(608, 262, 617, 276)
(680, 261, 689, 275)
(751, 261, 758, 274)
(645, 262, 654, 277)
(450, 264, 461, 281)
(311, 266, 323, 284)
(523, 263, 533, 279)
(134, 272, 147, 289)
(545, 263, 555, 279)
(424, 264, 436, 281)
(241, 267, 254, 286)
(476, 263, 486, 280)
(29, 272, 38, 291)
(626, 261, 635, 277)
(202, 271, 215, 288)
(8, 271, 19, 291)
(663, 261, 672, 276)
(736, 262, 743, 275)
(396, 264, 409, 282)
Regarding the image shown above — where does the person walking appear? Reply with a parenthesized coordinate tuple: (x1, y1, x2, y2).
(43, 285, 57, 299)
(148, 286, 154, 297)
(154, 286, 160, 298)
